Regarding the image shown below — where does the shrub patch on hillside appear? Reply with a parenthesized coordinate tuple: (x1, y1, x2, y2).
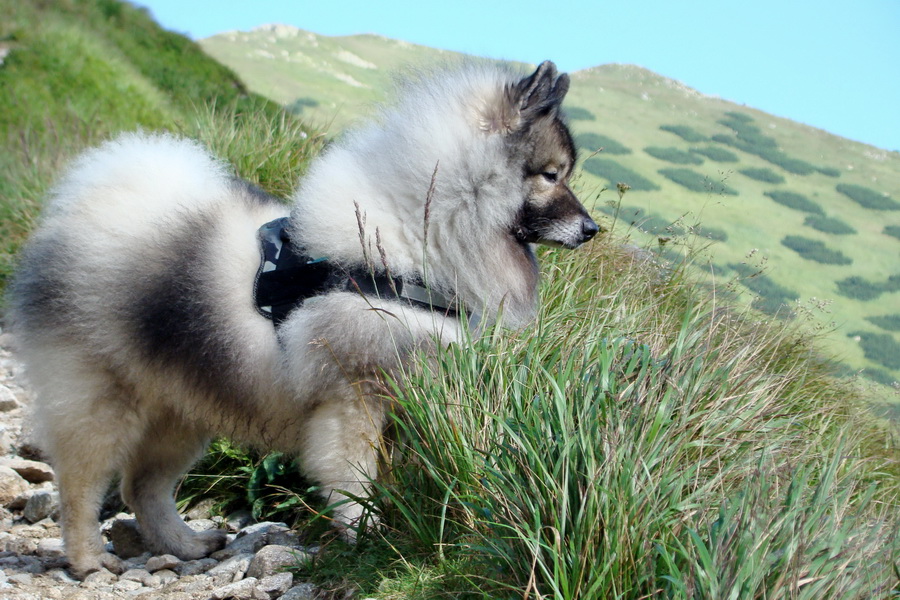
(817, 166, 841, 178)
(658, 168, 738, 195)
(659, 124, 708, 142)
(866, 314, 900, 332)
(781, 235, 852, 265)
(287, 97, 319, 114)
(583, 158, 659, 190)
(836, 274, 900, 300)
(763, 191, 825, 215)
(644, 146, 703, 165)
(576, 133, 632, 155)
(884, 225, 900, 240)
(803, 214, 856, 235)
(689, 146, 738, 162)
(564, 105, 596, 120)
(849, 331, 900, 370)
(690, 225, 728, 242)
(728, 262, 799, 316)
(836, 183, 900, 210)
(711, 113, 820, 176)
(739, 167, 785, 184)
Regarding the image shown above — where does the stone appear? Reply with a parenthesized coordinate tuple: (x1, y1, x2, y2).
(7, 572, 33, 586)
(0, 465, 29, 506)
(255, 571, 293, 597)
(225, 510, 254, 533)
(112, 578, 143, 592)
(36, 537, 65, 558)
(153, 568, 179, 585)
(108, 518, 147, 559)
(23, 489, 59, 523)
(206, 553, 253, 580)
(145, 553, 182, 572)
(83, 568, 118, 586)
(0, 457, 54, 483)
(47, 567, 78, 584)
(174, 557, 218, 576)
(120, 567, 155, 586)
(211, 521, 292, 560)
(281, 583, 320, 600)
(186, 518, 217, 532)
(0, 385, 19, 411)
(184, 497, 218, 521)
(210, 577, 258, 600)
(247, 545, 309, 579)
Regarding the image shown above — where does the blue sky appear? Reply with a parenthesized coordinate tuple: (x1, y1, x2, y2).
(136, 0, 900, 151)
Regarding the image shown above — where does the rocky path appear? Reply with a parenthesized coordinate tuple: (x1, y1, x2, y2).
(0, 330, 327, 600)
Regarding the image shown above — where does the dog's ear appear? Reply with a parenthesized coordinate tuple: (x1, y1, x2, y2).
(514, 61, 569, 121)
(482, 61, 569, 134)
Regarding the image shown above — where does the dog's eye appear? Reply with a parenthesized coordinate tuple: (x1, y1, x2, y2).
(541, 171, 559, 183)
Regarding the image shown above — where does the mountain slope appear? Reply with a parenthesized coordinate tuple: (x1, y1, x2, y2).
(0, 0, 284, 287)
(202, 26, 900, 385)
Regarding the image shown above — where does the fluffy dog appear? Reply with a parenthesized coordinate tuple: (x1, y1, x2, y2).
(8, 61, 598, 577)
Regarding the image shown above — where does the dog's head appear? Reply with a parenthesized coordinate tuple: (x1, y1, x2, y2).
(483, 62, 600, 250)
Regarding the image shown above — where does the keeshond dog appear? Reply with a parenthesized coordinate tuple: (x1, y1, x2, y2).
(8, 61, 598, 577)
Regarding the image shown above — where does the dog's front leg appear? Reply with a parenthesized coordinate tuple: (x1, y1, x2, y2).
(298, 387, 385, 541)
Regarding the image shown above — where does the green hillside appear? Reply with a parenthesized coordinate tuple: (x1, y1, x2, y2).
(0, 0, 290, 287)
(200, 27, 900, 387)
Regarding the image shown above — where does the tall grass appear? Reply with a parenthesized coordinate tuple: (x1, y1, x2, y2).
(367, 236, 899, 598)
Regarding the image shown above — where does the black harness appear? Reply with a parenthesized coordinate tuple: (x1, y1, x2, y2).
(254, 218, 463, 326)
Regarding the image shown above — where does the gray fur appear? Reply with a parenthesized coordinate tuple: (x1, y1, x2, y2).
(6, 61, 597, 578)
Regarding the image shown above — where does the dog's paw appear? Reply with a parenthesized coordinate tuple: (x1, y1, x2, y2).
(174, 528, 228, 560)
(69, 551, 125, 580)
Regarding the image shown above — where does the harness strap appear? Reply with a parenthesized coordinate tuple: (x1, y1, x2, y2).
(254, 217, 464, 326)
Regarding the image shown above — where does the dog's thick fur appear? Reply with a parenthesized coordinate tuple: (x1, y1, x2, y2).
(7, 61, 597, 577)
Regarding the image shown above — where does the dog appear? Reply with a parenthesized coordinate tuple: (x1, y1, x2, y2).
(7, 60, 598, 577)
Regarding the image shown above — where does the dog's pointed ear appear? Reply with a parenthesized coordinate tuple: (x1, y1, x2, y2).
(515, 61, 569, 120)
(482, 61, 570, 134)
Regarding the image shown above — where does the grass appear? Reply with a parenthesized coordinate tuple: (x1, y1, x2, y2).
(349, 228, 900, 599)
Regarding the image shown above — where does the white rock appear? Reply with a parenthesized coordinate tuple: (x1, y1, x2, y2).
(145, 553, 182, 572)
(255, 571, 293, 596)
(210, 576, 258, 599)
(206, 553, 253, 579)
(0, 457, 55, 483)
(24, 489, 59, 523)
(247, 544, 309, 579)
(281, 583, 320, 600)
(0, 465, 29, 506)
(0, 385, 19, 411)
(36, 537, 65, 558)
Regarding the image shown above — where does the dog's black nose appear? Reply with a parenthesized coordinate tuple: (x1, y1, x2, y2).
(581, 217, 600, 242)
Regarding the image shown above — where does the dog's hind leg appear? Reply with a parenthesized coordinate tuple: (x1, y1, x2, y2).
(119, 413, 226, 560)
(299, 390, 386, 542)
(34, 371, 141, 578)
